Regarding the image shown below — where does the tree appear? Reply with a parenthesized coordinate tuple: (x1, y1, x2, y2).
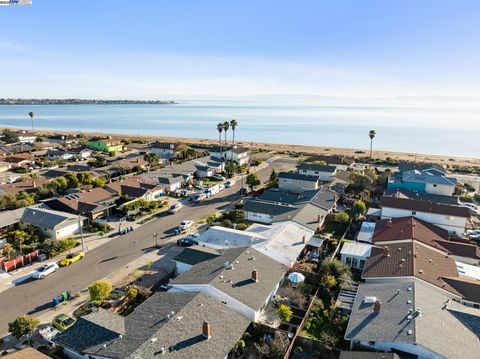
(222, 120, 230, 154)
(268, 169, 279, 188)
(92, 177, 106, 188)
(64, 172, 80, 188)
(217, 123, 224, 160)
(89, 280, 112, 305)
(2, 243, 16, 260)
(2, 129, 19, 143)
(352, 199, 367, 218)
(369, 129, 376, 159)
(348, 170, 377, 192)
(246, 172, 260, 191)
(77, 171, 92, 185)
(334, 211, 350, 223)
(276, 304, 293, 323)
(7, 229, 28, 254)
(224, 161, 236, 178)
(229, 119, 238, 160)
(144, 152, 160, 167)
(9, 315, 39, 339)
(322, 273, 337, 289)
(28, 111, 35, 131)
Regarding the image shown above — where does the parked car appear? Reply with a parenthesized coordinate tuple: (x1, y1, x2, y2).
(224, 179, 236, 188)
(168, 203, 183, 214)
(32, 262, 59, 279)
(211, 174, 226, 181)
(176, 237, 199, 247)
(218, 184, 225, 191)
(52, 314, 77, 331)
(193, 193, 207, 203)
(185, 232, 200, 240)
(59, 252, 84, 267)
(37, 253, 47, 262)
(179, 220, 194, 230)
(204, 184, 221, 196)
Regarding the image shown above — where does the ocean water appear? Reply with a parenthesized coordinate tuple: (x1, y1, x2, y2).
(0, 100, 479, 158)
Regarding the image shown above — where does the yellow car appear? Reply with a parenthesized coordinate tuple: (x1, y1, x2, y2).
(59, 252, 85, 267)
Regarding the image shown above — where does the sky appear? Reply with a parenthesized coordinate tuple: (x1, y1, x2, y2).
(1, 0, 480, 99)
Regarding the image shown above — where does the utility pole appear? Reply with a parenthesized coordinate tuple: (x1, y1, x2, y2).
(78, 213, 84, 252)
(153, 232, 158, 248)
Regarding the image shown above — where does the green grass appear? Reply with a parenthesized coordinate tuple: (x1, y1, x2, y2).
(322, 221, 348, 239)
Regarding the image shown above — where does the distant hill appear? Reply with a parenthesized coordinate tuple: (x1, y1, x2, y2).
(0, 98, 176, 105)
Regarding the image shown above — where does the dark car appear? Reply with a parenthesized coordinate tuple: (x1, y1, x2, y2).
(176, 238, 198, 247)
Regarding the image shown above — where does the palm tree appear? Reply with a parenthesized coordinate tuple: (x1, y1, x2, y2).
(222, 121, 230, 161)
(230, 119, 238, 161)
(28, 112, 34, 131)
(369, 129, 376, 159)
(217, 123, 224, 159)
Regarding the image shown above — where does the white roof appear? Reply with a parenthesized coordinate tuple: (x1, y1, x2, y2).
(0, 207, 25, 228)
(456, 261, 480, 280)
(197, 222, 314, 267)
(340, 241, 372, 259)
(367, 207, 381, 217)
(356, 221, 376, 243)
(250, 222, 314, 267)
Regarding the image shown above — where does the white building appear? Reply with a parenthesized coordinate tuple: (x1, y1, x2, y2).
(340, 241, 372, 270)
(210, 146, 250, 166)
(356, 221, 376, 243)
(380, 196, 469, 235)
(20, 206, 84, 239)
(297, 163, 337, 181)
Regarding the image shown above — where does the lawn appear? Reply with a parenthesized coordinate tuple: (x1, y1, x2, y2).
(322, 221, 348, 239)
(198, 177, 224, 185)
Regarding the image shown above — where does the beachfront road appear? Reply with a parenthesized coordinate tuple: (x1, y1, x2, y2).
(0, 157, 295, 335)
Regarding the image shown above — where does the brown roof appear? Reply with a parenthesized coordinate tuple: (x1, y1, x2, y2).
(362, 241, 462, 296)
(433, 240, 480, 260)
(106, 178, 158, 192)
(4, 348, 50, 359)
(380, 196, 470, 218)
(373, 216, 449, 243)
(4, 153, 34, 163)
(441, 276, 480, 303)
(57, 187, 117, 212)
(0, 178, 49, 196)
(116, 156, 146, 168)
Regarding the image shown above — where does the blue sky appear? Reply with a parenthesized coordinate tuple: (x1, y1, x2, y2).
(1, 0, 480, 99)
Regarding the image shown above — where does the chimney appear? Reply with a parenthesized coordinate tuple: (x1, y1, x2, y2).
(383, 246, 390, 257)
(387, 218, 393, 227)
(202, 322, 211, 339)
(302, 235, 307, 244)
(373, 300, 382, 313)
(251, 269, 259, 283)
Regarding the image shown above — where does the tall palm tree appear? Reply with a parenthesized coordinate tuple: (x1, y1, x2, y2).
(369, 129, 376, 159)
(222, 121, 230, 160)
(28, 111, 34, 131)
(229, 119, 238, 161)
(217, 123, 224, 159)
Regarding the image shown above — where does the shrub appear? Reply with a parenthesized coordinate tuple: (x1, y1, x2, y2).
(334, 211, 349, 223)
(89, 280, 112, 305)
(235, 223, 248, 231)
(352, 199, 367, 217)
(222, 219, 232, 228)
(126, 285, 139, 301)
(8, 316, 39, 339)
(460, 193, 474, 203)
(276, 304, 293, 323)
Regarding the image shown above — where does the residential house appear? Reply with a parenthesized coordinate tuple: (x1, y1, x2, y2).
(156, 173, 188, 192)
(297, 163, 337, 181)
(0, 207, 25, 236)
(373, 216, 480, 265)
(304, 155, 354, 171)
(344, 280, 480, 359)
(0, 161, 10, 173)
(173, 246, 221, 274)
(362, 241, 480, 306)
(340, 241, 372, 270)
(210, 146, 250, 166)
(278, 172, 319, 193)
(20, 206, 84, 239)
(4, 153, 34, 168)
(17, 131, 36, 144)
(67, 146, 92, 160)
(53, 292, 250, 359)
(383, 187, 459, 205)
(379, 196, 470, 235)
(47, 148, 74, 161)
(243, 187, 339, 230)
(4, 348, 51, 359)
(170, 247, 289, 321)
(194, 158, 224, 178)
(88, 137, 124, 153)
(149, 142, 184, 159)
(105, 177, 164, 201)
(196, 221, 314, 267)
(0, 178, 49, 197)
(356, 221, 376, 243)
(398, 161, 446, 174)
(388, 169, 457, 196)
(45, 187, 118, 220)
(47, 135, 80, 145)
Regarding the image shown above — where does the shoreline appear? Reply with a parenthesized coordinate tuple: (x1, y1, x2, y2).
(3, 127, 479, 168)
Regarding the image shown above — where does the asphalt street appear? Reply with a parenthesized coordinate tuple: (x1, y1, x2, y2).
(0, 158, 295, 335)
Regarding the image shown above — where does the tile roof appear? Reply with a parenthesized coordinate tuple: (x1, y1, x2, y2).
(362, 241, 461, 296)
(54, 292, 249, 359)
(379, 196, 470, 218)
(171, 247, 288, 311)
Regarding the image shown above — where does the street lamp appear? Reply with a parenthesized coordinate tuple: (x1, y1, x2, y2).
(153, 232, 158, 248)
(78, 213, 85, 252)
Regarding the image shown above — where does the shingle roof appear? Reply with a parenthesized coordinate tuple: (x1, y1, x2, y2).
(278, 172, 319, 182)
(173, 246, 221, 266)
(398, 161, 445, 174)
(400, 169, 456, 186)
(4, 348, 51, 359)
(54, 292, 250, 359)
(383, 187, 460, 205)
(171, 247, 288, 311)
(21, 206, 81, 230)
(373, 216, 449, 243)
(362, 241, 461, 296)
(379, 196, 470, 218)
(441, 276, 480, 303)
(0, 207, 25, 228)
(297, 163, 337, 173)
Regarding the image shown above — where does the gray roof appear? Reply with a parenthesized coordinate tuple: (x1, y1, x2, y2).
(0, 207, 25, 228)
(398, 161, 445, 174)
(243, 199, 298, 217)
(383, 188, 459, 205)
(345, 280, 480, 359)
(298, 163, 337, 173)
(21, 206, 80, 230)
(173, 246, 220, 266)
(401, 170, 457, 186)
(54, 292, 250, 359)
(171, 247, 288, 311)
(278, 172, 319, 182)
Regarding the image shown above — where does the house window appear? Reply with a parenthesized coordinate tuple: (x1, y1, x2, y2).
(433, 184, 437, 187)
(445, 216, 452, 220)
(359, 260, 365, 269)
(412, 211, 416, 215)
(345, 257, 352, 266)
